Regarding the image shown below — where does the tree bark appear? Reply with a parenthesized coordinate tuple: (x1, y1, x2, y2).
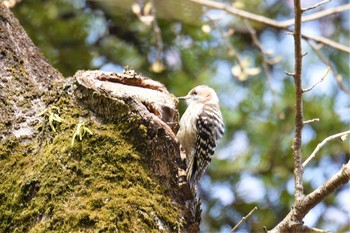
(0, 3, 199, 232)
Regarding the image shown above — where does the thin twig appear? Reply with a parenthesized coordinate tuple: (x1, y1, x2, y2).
(303, 118, 320, 125)
(303, 130, 350, 167)
(292, 0, 305, 202)
(302, 0, 331, 12)
(205, 16, 245, 77)
(230, 206, 258, 233)
(285, 71, 295, 77)
(243, 19, 275, 92)
(302, 67, 330, 92)
(306, 40, 350, 95)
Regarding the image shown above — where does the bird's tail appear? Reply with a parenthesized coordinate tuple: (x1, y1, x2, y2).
(186, 156, 197, 187)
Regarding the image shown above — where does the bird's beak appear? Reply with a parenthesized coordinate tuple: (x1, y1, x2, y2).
(178, 95, 188, 100)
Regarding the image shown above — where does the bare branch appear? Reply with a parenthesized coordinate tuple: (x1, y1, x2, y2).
(244, 19, 271, 65)
(292, 0, 305, 202)
(269, 160, 350, 232)
(230, 206, 258, 233)
(302, 0, 331, 12)
(303, 118, 320, 125)
(301, 160, 350, 215)
(282, 4, 350, 26)
(150, 0, 163, 58)
(149, 0, 165, 73)
(190, 0, 286, 29)
(303, 130, 350, 167)
(243, 19, 275, 92)
(302, 67, 330, 92)
(306, 40, 350, 95)
(189, 0, 350, 54)
(302, 33, 350, 54)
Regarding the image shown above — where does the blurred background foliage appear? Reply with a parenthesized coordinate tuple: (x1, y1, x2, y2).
(11, 0, 349, 232)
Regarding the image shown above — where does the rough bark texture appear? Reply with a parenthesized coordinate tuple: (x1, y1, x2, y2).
(0, 4, 200, 232)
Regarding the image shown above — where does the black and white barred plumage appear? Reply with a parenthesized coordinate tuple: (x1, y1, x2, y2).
(177, 85, 224, 186)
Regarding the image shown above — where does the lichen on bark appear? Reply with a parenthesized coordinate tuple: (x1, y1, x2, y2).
(0, 88, 182, 232)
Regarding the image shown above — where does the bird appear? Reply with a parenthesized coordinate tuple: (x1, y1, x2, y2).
(176, 85, 224, 187)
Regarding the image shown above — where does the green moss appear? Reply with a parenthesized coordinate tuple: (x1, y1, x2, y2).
(0, 90, 181, 232)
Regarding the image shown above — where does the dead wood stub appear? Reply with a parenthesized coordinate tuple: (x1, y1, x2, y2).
(73, 70, 200, 232)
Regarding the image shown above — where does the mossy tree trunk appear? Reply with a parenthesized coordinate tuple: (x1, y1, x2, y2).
(0, 4, 199, 232)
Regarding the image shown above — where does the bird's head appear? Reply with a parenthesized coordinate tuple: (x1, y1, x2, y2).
(178, 85, 219, 106)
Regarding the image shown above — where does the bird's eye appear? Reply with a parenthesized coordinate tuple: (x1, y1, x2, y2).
(192, 91, 198, 95)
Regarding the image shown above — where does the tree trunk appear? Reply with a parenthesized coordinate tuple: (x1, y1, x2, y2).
(0, 3, 199, 232)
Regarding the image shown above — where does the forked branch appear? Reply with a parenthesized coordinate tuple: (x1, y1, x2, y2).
(303, 130, 350, 167)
